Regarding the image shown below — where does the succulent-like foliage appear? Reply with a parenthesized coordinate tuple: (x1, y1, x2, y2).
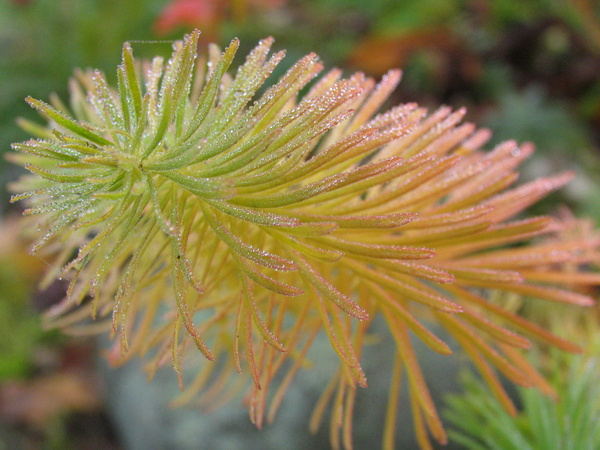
(8, 30, 600, 449)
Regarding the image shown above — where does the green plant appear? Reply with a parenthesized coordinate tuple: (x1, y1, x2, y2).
(0, 258, 44, 380)
(7, 30, 600, 449)
(0, 219, 51, 380)
(444, 343, 600, 450)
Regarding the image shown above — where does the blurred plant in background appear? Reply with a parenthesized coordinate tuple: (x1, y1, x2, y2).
(0, 219, 47, 380)
(154, 0, 286, 43)
(444, 345, 600, 450)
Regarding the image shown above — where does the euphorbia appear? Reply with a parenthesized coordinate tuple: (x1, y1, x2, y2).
(8, 30, 600, 449)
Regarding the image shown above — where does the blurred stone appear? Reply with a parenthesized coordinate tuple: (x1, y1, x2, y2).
(99, 318, 465, 450)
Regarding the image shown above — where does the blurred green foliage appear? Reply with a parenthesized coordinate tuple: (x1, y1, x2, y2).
(0, 260, 42, 380)
(444, 345, 600, 450)
(0, 224, 51, 380)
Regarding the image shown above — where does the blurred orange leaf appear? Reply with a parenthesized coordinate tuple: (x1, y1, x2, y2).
(347, 28, 482, 84)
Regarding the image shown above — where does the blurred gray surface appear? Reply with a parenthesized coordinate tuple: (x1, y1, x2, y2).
(99, 317, 465, 450)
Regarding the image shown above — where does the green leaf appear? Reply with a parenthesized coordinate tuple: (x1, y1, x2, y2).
(26, 97, 112, 147)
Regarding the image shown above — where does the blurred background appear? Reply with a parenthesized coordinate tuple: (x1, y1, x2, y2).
(0, 0, 599, 449)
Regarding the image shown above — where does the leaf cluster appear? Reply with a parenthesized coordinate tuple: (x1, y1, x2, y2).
(8, 31, 600, 450)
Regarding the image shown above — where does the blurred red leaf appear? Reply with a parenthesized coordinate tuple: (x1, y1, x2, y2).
(154, 0, 286, 37)
(154, 0, 222, 36)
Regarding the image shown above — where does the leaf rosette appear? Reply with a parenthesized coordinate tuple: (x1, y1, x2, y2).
(9, 30, 600, 449)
